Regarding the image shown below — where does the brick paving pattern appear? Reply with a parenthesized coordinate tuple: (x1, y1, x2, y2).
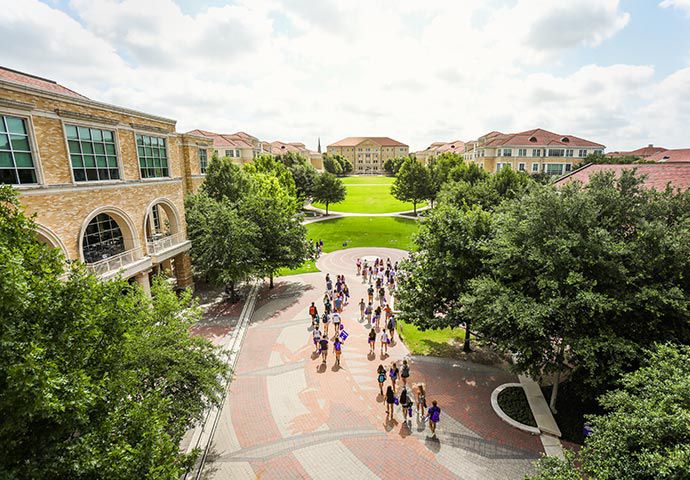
(200, 248, 542, 479)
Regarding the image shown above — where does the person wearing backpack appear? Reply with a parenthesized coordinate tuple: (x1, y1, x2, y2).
(333, 336, 343, 367)
(367, 285, 374, 303)
(401, 359, 410, 387)
(368, 328, 376, 354)
(389, 362, 399, 391)
(359, 298, 366, 321)
(427, 400, 441, 437)
(309, 302, 317, 323)
(387, 315, 396, 343)
(385, 385, 395, 419)
(399, 387, 413, 424)
(377, 364, 386, 395)
(365, 302, 373, 324)
(319, 337, 329, 364)
(322, 312, 330, 336)
(312, 327, 322, 355)
(416, 384, 427, 417)
(380, 329, 389, 355)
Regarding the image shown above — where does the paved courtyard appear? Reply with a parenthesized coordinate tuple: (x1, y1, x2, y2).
(200, 248, 542, 479)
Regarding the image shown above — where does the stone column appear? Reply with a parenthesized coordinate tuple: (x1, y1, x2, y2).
(174, 252, 194, 290)
(134, 270, 152, 296)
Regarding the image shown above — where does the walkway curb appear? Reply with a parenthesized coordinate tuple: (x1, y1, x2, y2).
(183, 281, 261, 479)
(490, 383, 541, 436)
(518, 375, 565, 459)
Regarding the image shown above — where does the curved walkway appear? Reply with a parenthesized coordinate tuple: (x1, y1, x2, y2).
(200, 248, 541, 479)
(304, 203, 429, 219)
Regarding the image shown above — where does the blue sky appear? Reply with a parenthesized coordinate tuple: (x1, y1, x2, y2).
(2, 0, 690, 151)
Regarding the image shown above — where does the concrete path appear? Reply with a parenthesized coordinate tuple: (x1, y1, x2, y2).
(304, 203, 430, 218)
(197, 248, 542, 479)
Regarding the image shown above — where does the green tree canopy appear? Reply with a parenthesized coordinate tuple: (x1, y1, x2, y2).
(202, 154, 251, 202)
(462, 171, 690, 403)
(529, 343, 690, 480)
(243, 154, 297, 199)
(383, 157, 405, 176)
(0, 185, 226, 479)
(322, 154, 344, 175)
(312, 172, 346, 214)
(391, 157, 431, 214)
(427, 152, 467, 206)
(396, 204, 492, 350)
(439, 166, 531, 211)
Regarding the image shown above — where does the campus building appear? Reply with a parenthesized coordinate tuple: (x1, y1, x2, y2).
(327, 137, 409, 174)
(0, 66, 212, 292)
(415, 140, 465, 164)
(606, 144, 668, 160)
(186, 129, 269, 165)
(555, 162, 690, 191)
(464, 128, 605, 175)
(270, 140, 324, 170)
(648, 148, 690, 163)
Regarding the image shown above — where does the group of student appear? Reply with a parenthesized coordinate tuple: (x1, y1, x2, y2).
(309, 273, 350, 367)
(377, 360, 442, 437)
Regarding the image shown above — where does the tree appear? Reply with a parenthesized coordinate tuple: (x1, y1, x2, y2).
(287, 161, 318, 202)
(334, 154, 353, 175)
(185, 191, 259, 300)
(241, 174, 308, 288)
(581, 151, 650, 166)
(0, 185, 227, 479)
(383, 157, 405, 176)
(322, 154, 343, 175)
(396, 204, 492, 351)
(529, 343, 690, 480)
(439, 165, 531, 211)
(391, 157, 431, 214)
(243, 153, 297, 199)
(312, 172, 346, 214)
(427, 152, 467, 207)
(202, 154, 251, 203)
(461, 171, 690, 407)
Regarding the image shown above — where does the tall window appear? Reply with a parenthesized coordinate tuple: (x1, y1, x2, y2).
(565, 149, 574, 157)
(66, 125, 119, 182)
(518, 162, 526, 171)
(199, 147, 208, 174)
(0, 114, 37, 185)
(518, 148, 527, 156)
(531, 163, 540, 172)
(136, 134, 168, 178)
(503, 148, 512, 156)
(578, 149, 588, 157)
(82, 213, 125, 263)
(532, 149, 542, 157)
(225, 149, 234, 157)
(548, 148, 564, 157)
(545, 164, 565, 175)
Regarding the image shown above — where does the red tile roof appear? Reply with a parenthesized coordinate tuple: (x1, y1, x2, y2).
(647, 148, 690, 163)
(0, 66, 88, 99)
(555, 163, 690, 191)
(606, 145, 667, 158)
(271, 141, 308, 155)
(187, 129, 256, 149)
(478, 128, 604, 148)
(328, 137, 408, 148)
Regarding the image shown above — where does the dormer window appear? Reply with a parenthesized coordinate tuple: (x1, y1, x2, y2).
(561, 137, 570, 143)
(528, 136, 537, 142)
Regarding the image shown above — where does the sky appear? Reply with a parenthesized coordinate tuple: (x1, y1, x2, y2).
(1, 0, 690, 152)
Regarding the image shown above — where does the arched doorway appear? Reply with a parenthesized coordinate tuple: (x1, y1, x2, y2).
(144, 198, 182, 253)
(82, 213, 126, 263)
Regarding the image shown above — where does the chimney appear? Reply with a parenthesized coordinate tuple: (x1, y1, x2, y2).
(648, 144, 653, 148)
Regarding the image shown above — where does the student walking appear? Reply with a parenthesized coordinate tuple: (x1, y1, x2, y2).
(387, 315, 396, 342)
(312, 327, 322, 354)
(323, 294, 331, 314)
(380, 329, 389, 355)
(309, 302, 318, 324)
(319, 337, 329, 363)
(333, 337, 343, 367)
(389, 362, 399, 391)
(322, 312, 330, 336)
(401, 359, 410, 387)
(332, 312, 341, 332)
(356, 258, 361, 275)
(368, 328, 376, 354)
(399, 387, 413, 423)
(377, 364, 386, 395)
(385, 385, 395, 418)
(343, 284, 350, 305)
(359, 298, 366, 321)
(427, 400, 441, 437)
(365, 302, 373, 324)
(416, 384, 427, 416)
(367, 285, 374, 304)
(362, 266, 368, 284)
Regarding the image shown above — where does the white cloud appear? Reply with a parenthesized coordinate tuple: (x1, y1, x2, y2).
(660, 0, 690, 16)
(0, 0, 687, 151)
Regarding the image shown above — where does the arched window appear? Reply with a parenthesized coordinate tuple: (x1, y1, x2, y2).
(561, 137, 570, 143)
(82, 213, 125, 263)
(528, 136, 537, 142)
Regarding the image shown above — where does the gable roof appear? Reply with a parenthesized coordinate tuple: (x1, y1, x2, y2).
(186, 129, 256, 149)
(328, 136, 408, 148)
(478, 128, 604, 148)
(647, 148, 690, 163)
(554, 163, 690, 191)
(0, 66, 88, 99)
(606, 145, 667, 158)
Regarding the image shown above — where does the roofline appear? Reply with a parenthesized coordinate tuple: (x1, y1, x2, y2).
(0, 78, 177, 126)
(555, 162, 592, 184)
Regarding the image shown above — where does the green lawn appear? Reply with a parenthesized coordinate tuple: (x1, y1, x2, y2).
(397, 320, 468, 357)
(277, 216, 418, 276)
(312, 176, 428, 214)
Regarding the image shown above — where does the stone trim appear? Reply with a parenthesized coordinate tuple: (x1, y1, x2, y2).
(55, 109, 119, 126)
(0, 98, 35, 111)
(129, 122, 171, 135)
(17, 178, 183, 195)
(490, 383, 541, 436)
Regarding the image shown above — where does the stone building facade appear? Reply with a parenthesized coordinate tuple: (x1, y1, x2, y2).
(0, 67, 212, 292)
(326, 137, 409, 174)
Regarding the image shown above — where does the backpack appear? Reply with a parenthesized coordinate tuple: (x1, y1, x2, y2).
(402, 365, 409, 377)
(378, 373, 386, 383)
(309, 306, 316, 316)
(430, 408, 441, 423)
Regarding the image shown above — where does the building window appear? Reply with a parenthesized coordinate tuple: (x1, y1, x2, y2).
(545, 163, 565, 175)
(66, 125, 119, 182)
(594, 149, 603, 155)
(578, 149, 588, 157)
(496, 149, 502, 157)
(565, 149, 574, 157)
(199, 148, 208, 174)
(496, 162, 511, 171)
(82, 213, 125, 263)
(225, 149, 234, 157)
(0, 114, 37, 185)
(531, 163, 539, 173)
(136, 134, 168, 178)
(518, 148, 527, 156)
(548, 148, 564, 157)
(565, 163, 572, 172)
(518, 163, 526, 171)
(531, 149, 541, 157)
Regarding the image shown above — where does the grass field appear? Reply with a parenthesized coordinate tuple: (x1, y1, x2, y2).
(397, 320, 468, 357)
(312, 176, 428, 214)
(277, 216, 418, 276)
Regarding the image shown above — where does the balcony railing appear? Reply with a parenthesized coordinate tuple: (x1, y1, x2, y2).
(86, 247, 143, 277)
(147, 232, 186, 255)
